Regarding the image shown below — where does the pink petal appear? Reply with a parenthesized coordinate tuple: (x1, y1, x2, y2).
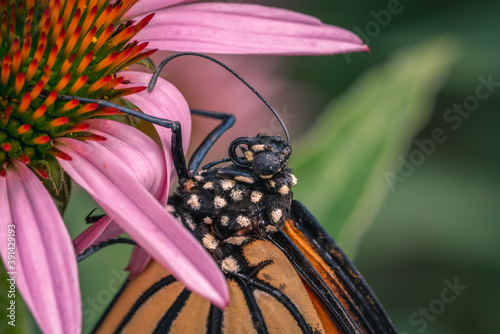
(73, 215, 113, 255)
(85, 119, 166, 200)
(56, 138, 229, 308)
(135, 3, 369, 55)
(118, 71, 192, 205)
(125, 246, 151, 279)
(126, 0, 197, 18)
(74, 119, 166, 253)
(0, 161, 81, 333)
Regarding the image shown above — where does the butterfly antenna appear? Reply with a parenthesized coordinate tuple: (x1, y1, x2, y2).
(149, 52, 290, 144)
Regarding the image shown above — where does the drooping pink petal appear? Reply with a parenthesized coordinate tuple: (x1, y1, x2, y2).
(126, 0, 197, 18)
(74, 119, 166, 254)
(0, 161, 81, 334)
(73, 215, 114, 255)
(119, 71, 192, 205)
(56, 137, 229, 308)
(134, 3, 369, 55)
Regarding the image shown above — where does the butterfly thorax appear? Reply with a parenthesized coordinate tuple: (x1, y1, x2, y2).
(167, 134, 297, 272)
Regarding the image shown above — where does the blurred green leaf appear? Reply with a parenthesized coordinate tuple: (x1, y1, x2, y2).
(291, 36, 460, 255)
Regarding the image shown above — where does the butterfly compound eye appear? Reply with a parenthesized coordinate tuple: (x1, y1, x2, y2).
(253, 151, 280, 177)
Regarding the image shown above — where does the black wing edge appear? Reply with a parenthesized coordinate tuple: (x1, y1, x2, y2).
(266, 230, 361, 334)
(290, 200, 398, 334)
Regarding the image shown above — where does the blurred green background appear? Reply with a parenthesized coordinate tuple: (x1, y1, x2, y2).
(2, 0, 498, 333)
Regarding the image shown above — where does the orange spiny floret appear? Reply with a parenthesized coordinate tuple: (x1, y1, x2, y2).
(32, 135, 51, 145)
(93, 5, 113, 32)
(92, 53, 119, 73)
(68, 75, 88, 94)
(43, 91, 58, 107)
(71, 123, 91, 132)
(75, 52, 93, 76)
(1, 143, 11, 152)
(46, 45, 59, 69)
(14, 73, 25, 95)
(103, 2, 123, 28)
(17, 124, 31, 135)
(38, 10, 50, 36)
(65, 8, 81, 38)
(23, 19, 32, 37)
(11, 50, 21, 75)
(50, 148, 72, 161)
(81, 6, 98, 36)
(30, 81, 44, 100)
(64, 26, 80, 57)
(108, 47, 133, 72)
(48, 117, 69, 128)
(25, 59, 38, 82)
(54, 73, 71, 91)
(62, 0, 75, 25)
(33, 38, 46, 65)
(60, 99, 79, 113)
(123, 49, 156, 69)
(59, 54, 76, 77)
(108, 26, 135, 48)
(1, 63, 10, 87)
(32, 164, 49, 179)
(101, 76, 124, 92)
(21, 34, 31, 63)
(51, 17, 63, 45)
(125, 42, 149, 61)
(8, 38, 20, 56)
(92, 107, 121, 117)
(54, 30, 66, 55)
(59, 123, 90, 135)
(86, 75, 111, 94)
(135, 13, 155, 33)
(18, 93, 31, 113)
(76, 26, 96, 56)
(49, 0, 61, 28)
(32, 105, 47, 120)
(18, 154, 31, 164)
(93, 25, 114, 54)
(75, 103, 98, 115)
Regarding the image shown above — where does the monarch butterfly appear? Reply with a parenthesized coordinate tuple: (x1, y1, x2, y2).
(76, 53, 398, 334)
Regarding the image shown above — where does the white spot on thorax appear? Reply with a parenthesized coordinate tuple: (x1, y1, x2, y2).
(236, 215, 251, 227)
(250, 191, 263, 203)
(203, 181, 214, 189)
(187, 194, 200, 210)
(220, 216, 230, 226)
(202, 234, 218, 250)
(230, 189, 243, 201)
(214, 196, 227, 208)
(203, 217, 213, 225)
(271, 208, 282, 223)
(221, 179, 236, 190)
(278, 185, 289, 195)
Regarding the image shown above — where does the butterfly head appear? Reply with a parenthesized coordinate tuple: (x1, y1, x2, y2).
(228, 135, 291, 179)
